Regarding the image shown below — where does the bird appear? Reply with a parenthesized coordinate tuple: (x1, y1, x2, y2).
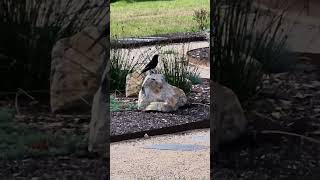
(139, 54, 159, 76)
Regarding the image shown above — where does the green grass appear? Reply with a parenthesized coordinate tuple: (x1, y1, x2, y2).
(0, 108, 88, 160)
(110, 95, 138, 111)
(111, 0, 210, 38)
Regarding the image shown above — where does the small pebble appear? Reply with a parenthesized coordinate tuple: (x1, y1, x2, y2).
(144, 133, 149, 138)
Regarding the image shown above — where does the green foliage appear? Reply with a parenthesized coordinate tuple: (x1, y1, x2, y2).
(110, 95, 138, 111)
(186, 73, 202, 85)
(0, 0, 108, 91)
(125, 103, 138, 111)
(212, 0, 290, 101)
(250, 32, 297, 73)
(111, 0, 210, 38)
(110, 48, 139, 92)
(110, 95, 120, 111)
(193, 8, 210, 31)
(0, 108, 87, 160)
(160, 53, 199, 94)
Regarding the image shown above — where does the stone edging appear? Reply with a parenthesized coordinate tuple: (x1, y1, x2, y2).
(110, 119, 209, 142)
(111, 32, 208, 48)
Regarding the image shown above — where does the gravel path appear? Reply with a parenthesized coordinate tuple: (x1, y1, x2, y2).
(110, 129, 210, 180)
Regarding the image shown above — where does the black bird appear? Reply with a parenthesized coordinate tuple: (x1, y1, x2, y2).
(139, 54, 159, 76)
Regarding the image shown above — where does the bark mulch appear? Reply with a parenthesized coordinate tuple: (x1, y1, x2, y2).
(0, 78, 210, 179)
(213, 60, 320, 180)
(111, 78, 210, 141)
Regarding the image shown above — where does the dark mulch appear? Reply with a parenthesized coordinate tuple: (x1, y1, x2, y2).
(213, 59, 320, 180)
(111, 104, 209, 136)
(0, 157, 108, 180)
(187, 47, 210, 67)
(0, 78, 210, 178)
(111, 78, 210, 139)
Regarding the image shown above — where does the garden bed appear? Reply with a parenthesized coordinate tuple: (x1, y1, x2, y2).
(111, 104, 209, 142)
(213, 56, 320, 180)
(187, 47, 210, 67)
(111, 78, 210, 141)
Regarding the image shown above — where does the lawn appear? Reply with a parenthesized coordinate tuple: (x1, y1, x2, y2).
(111, 0, 210, 38)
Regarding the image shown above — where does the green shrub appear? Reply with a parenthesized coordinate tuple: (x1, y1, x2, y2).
(212, 0, 289, 101)
(250, 32, 297, 73)
(193, 8, 210, 31)
(110, 48, 140, 92)
(110, 95, 120, 111)
(160, 52, 199, 94)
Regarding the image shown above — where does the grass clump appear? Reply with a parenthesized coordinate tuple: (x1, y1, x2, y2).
(212, 0, 291, 101)
(110, 95, 120, 111)
(110, 48, 139, 92)
(250, 32, 297, 73)
(160, 52, 200, 94)
(0, 0, 108, 91)
(193, 8, 210, 31)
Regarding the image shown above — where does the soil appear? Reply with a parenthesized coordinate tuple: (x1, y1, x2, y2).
(187, 47, 210, 67)
(1, 57, 320, 179)
(111, 78, 210, 141)
(213, 60, 320, 180)
(0, 78, 210, 179)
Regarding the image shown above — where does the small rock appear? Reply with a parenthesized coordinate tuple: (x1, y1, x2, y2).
(126, 72, 145, 97)
(144, 133, 149, 138)
(271, 112, 281, 119)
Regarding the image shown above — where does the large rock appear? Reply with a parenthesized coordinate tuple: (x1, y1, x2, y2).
(138, 74, 187, 112)
(50, 26, 106, 113)
(88, 26, 109, 156)
(211, 81, 247, 144)
(125, 72, 145, 97)
(88, 86, 108, 154)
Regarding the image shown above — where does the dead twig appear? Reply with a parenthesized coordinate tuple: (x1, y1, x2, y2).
(15, 88, 36, 115)
(191, 103, 210, 108)
(260, 130, 320, 144)
(80, 96, 92, 106)
(252, 111, 277, 122)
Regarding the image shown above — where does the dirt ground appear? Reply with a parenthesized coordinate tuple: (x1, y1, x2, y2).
(0, 78, 210, 179)
(213, 59, 320, 180)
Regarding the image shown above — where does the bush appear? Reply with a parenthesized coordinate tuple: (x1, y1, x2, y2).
(110, 48, 140, 92)
(212, 0, 290, 101)
(159, 50, 200, 94)
(250, 32, 297, 73)
(0, 0, 108, 91)
(193, 8, 210, 31)
(110, 44, 200, 94)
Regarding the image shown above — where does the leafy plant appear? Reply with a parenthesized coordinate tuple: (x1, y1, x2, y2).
(110, 48, 140, 92)
(110, 95, 120, 111)
(159, 52, 199, 94)
(250, 32, 297, 73)
(193, 8, 209, 31)
(212, 0, 289, 101)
